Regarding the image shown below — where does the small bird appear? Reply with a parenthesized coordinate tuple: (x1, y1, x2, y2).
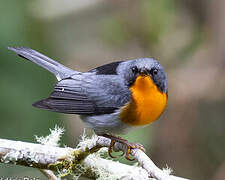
(8, 47, 168, 160)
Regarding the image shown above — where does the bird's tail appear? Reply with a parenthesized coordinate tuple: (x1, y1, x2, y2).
(8, 47, 76, 80)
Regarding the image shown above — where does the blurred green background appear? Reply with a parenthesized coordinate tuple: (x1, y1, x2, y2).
(1, 0, 225, 179)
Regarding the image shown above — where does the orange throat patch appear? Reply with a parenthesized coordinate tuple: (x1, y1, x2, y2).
(120, 75, 167, 126)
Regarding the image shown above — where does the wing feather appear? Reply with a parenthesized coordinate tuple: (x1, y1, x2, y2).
(33, 73, 130, 115)
(33, 72, 131, 115)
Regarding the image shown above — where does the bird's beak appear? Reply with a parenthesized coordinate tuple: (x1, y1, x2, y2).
(139, 68, 148, 76)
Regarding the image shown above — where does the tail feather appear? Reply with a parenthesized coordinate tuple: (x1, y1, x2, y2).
(8, 47, 77, 80)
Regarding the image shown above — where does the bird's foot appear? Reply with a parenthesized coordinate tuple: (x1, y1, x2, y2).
(101, 134, 145, 161)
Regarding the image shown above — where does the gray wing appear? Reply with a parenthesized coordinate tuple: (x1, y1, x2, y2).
(33, 73, 131, 115)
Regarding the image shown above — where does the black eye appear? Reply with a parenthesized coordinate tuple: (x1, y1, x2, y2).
(131, 66, 138, 73)
(153, 69, 158, 75)
(150, 68, 158, 75)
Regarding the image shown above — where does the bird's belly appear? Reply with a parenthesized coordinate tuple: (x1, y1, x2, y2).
(80, 111, 134, 135)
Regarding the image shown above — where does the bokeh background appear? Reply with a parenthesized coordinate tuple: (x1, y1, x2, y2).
(1, 0, 225, 179)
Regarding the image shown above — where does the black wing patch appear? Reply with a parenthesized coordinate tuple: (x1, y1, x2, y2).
(90, 61, 122, 75)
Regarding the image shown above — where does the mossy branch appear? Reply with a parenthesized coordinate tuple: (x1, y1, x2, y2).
(0, 127, 190, 180)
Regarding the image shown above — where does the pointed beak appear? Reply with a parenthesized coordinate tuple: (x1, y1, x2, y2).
(140, 68, 149, 76)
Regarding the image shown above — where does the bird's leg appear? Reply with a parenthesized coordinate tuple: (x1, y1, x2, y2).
(101, 134, 145, 161)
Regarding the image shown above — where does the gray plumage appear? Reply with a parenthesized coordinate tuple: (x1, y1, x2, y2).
(39, 73, 131, 115)
(8, 47, 76, 80)
(8, 47, 167, 134)
(8, 47, 131, 115)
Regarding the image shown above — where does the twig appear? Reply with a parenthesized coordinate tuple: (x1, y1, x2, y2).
(0, 136, 190, 180)
(40, 169, 60, 180)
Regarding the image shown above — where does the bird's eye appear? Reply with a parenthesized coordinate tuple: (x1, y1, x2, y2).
(150, 68, 158, 75)
(153, 69, 158, 75)
(131, 66, 138, 73)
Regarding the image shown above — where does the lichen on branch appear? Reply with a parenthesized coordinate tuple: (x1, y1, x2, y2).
(0, 126, 189, 180)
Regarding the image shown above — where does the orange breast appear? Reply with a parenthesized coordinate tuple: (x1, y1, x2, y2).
(120, 75, 167, 126)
